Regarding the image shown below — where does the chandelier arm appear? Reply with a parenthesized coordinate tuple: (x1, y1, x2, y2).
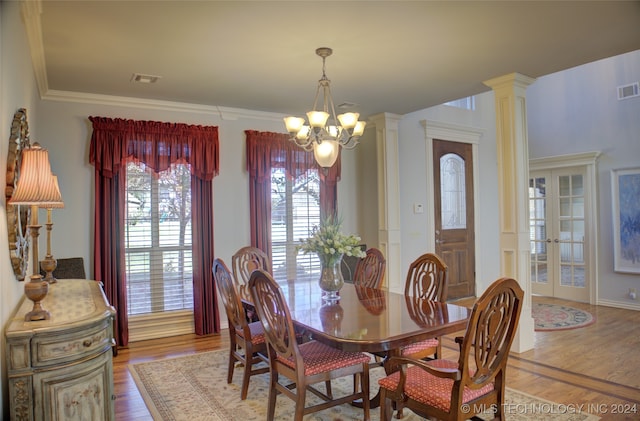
(325, 83, 340, 129)
(312, 79, 324, 112)
(292, 136, 315, 149)
(340, 138, 360, 149)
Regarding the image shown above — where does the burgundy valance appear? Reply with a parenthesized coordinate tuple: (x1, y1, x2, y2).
(89, 117, 219, 181)
(245, 130, 340, 183)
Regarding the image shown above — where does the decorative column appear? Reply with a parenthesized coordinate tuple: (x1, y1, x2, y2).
(483, 73, 536, 353)
(369, 113, 403, 292)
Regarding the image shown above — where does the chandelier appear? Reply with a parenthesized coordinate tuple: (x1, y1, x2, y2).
(284, 47, 366, 168)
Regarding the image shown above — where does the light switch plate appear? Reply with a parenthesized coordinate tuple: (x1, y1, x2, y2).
(414, 203, 424, 214)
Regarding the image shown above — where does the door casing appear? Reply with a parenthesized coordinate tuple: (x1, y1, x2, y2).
(529, 152, 600, 304)
(422, 120, 482, 298)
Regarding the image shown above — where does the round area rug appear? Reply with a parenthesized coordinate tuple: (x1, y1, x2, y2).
(532, 302, 595, 331)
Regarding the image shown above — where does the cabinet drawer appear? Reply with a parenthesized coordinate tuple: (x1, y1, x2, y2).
(32, 319, 113, 367)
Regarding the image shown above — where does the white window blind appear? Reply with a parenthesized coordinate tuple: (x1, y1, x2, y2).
(271, 167, 321, 280)
(125, 162, 193, 316)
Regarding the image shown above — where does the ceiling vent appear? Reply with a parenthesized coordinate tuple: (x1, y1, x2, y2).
(131, 73, 161, 84)
(337, 102, 358, 110)
(617, 82, 639, 100)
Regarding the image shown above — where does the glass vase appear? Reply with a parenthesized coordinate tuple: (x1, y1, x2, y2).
(318, 254, 344, 301)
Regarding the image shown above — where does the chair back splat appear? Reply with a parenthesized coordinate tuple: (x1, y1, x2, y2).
(212, 258, 268, 400)
(378, 277, 524, 421)
(405, 252, 448, 301)
(232, 246, 272, 301)
(249, 269, 371, 421)
(353, 247, 386, 289)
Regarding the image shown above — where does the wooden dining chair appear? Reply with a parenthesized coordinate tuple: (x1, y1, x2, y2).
(213, 258, 269, 400)
(248, 269, 371, 421)
(232, 246, 272, 301)
(353, 247, 386, 289)
(401, 252, 449, 360)
(232, 246, 272, 322)
(390, 252, 449, 417)
(378, 277, 524, 421)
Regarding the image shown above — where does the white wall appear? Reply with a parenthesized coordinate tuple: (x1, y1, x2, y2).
(394, 93, 502, 295)
(1, 1, 42, 417)
(527, 49, 640, 307)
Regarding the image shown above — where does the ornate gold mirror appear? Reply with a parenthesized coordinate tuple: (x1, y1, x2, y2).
(6, 108, 31, 280)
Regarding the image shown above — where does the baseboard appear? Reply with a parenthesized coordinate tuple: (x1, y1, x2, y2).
(597, 299, 640, 311)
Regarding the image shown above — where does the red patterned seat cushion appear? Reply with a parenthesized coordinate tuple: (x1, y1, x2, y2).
(277, 340, 371, 376)
(378, 359, 494, 412)
(235, 321, 266, 345)
(401, 338, 439, 356)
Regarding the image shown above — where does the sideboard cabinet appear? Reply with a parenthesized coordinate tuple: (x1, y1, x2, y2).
(5, 279, 116, 420)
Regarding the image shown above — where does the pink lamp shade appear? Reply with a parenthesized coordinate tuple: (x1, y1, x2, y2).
(9, 143, 63, 207)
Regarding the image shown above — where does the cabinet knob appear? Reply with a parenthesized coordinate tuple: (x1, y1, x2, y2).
(83, 340, 93, 347)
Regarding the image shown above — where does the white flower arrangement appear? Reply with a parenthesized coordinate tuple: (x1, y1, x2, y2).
(297, 216, 366, 267)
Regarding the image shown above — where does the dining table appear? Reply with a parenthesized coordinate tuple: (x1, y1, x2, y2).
(269, 278, 472, 408)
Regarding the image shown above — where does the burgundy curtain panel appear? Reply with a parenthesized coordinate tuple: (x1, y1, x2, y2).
(245, 130, 341, 256)
(89, 117, 220, 347)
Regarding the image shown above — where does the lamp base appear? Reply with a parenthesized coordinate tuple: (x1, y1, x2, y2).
(41, 257, 58, 284)
(24, 275, 50, 321)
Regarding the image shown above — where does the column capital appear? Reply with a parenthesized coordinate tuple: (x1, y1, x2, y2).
(483, 72, 537, 91)
(368, 113, 403, 128)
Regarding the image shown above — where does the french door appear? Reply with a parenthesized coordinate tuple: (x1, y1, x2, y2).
(529, 167, 590, 302)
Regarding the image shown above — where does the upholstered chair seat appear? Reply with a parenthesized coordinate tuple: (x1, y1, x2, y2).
(399, 338, 440, 356)
(277, 340, 371, 376)
(378, 359, 494, 412)
(235, 321, 266, 345)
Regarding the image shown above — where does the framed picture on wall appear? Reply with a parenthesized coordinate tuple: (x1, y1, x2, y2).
(611, 167, 640, 274)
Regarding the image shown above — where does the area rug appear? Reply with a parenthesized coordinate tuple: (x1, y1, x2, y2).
(532, 303, 595, 331)
(129, 349, 599, 421)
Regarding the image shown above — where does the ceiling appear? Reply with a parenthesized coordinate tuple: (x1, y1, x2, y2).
(31, 1, 640, 120)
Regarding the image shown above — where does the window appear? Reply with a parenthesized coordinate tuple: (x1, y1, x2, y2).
(271, 167, 321, 280)
(125, 162, 193, 316)
(445, 96, 476, 110)
(440, 153, 466, 229)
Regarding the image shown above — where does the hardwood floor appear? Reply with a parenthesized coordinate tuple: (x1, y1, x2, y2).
(113, 296, 640, 420)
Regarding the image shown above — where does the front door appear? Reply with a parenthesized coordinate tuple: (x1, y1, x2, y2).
(433, 139, 475, 299)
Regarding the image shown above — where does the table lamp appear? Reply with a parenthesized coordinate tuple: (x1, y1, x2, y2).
(40, 175, 64, 283)
(9, 143, 63, 321)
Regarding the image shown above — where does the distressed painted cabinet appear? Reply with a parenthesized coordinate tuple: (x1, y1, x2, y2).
(5, 279, 116, 420)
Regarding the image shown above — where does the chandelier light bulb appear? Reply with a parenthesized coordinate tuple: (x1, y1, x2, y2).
(307, 111, 329, 128)
(296, 126, 311, 140)
(337, 112, 359, 129)
(284, 117, 305, 134)
(313, 140, 340, 168)
(328, 125, 340, 138)
(353, 121, 366, 137)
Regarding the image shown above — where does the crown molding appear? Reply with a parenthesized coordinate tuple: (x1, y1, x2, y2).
(42, 89, 284, 122)
(21, 0, 48, 99)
